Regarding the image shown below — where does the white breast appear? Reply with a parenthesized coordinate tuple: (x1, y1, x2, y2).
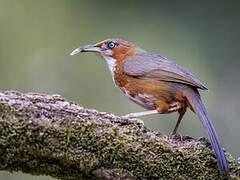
(102, 56, 116, 76)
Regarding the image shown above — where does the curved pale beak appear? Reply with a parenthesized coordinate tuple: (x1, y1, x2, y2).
(70, 44, 102, 56)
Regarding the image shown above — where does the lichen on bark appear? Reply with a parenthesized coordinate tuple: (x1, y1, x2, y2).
(0, 91, 239, 179)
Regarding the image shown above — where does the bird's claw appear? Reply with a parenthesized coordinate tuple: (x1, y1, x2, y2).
(169, 132, 183, 141)
(121, 113, 137, 119)
(121, 114, 145, 127)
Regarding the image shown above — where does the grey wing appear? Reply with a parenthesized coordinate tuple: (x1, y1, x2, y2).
(123, 52, 208, 90)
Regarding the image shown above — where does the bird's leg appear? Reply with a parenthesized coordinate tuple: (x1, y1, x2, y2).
(122, 110, 159, 118)
(171, 108, 186, 135)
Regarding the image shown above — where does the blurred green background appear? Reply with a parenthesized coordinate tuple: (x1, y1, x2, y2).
(0, 0, 240, 179)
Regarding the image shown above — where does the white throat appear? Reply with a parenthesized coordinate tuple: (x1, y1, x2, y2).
(102, 56, 116, 77)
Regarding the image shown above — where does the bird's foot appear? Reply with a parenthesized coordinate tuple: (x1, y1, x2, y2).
(121, 113, 138, 119)
(170, 132, 183, 141)
(120, 114, 145, 127)
(119, 110, 159, 128)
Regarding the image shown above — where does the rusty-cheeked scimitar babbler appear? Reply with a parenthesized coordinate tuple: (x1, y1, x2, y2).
(70, 38, 228, 175)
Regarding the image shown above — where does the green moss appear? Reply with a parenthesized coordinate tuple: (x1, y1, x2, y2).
(0, 92, 239, 179)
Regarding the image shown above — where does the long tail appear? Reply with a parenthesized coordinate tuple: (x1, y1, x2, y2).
(185, 90, 228, 175)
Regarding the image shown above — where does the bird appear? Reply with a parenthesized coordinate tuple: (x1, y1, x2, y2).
(70, 38, 228, 175)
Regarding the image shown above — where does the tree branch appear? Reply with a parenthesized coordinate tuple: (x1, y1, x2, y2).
(0, 91, 239, 179)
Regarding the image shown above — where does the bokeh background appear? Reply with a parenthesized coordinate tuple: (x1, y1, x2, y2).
(0, 0, 239, 179)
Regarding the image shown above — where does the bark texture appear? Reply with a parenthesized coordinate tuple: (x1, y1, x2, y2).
(0, 91, 239, 180)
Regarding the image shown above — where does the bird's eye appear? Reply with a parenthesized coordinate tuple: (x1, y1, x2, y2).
(107, 41, 117, 49)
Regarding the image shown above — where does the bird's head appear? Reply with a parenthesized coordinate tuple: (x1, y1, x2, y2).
(70, 38, 141, 61)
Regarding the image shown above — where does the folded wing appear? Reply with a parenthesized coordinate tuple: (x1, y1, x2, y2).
(123, 52, 208, 90)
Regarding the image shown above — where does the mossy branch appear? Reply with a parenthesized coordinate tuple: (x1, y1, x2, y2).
(0, 91, 239, 179)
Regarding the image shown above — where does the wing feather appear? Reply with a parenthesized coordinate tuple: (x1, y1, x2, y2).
(123, 52, 208, 90)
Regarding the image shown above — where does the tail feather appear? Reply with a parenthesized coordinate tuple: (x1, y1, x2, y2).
(185, 90, 228, 175)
